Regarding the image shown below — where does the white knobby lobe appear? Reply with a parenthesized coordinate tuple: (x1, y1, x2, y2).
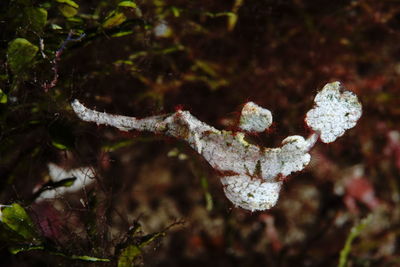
(239, 102, 273, 133)
(305, 82, 362, 143)
(221, 176, 282, 211)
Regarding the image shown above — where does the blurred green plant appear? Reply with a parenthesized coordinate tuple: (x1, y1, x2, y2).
(338, 215, 372, 267)
(0, 203, 40, 243)
(7, 38, 39, 75)
(0, 203, 109, 261)
(116, 222, 164, 267)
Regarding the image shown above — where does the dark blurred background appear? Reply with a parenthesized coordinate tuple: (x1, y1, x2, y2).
(0, 0, 399, 266)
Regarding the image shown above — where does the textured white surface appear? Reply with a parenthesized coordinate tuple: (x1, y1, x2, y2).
(71, 81, 361, 211)
(199, 132, 312, 211)
(306, 82, 362, 143)
(239, 102, 273, 133)
(221, 176, 282, 211)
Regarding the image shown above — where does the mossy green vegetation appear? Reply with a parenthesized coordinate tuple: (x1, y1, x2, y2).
(7, 38, 39, 74)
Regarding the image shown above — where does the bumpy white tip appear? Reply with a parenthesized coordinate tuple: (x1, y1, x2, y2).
(221, 175, 282, 211)
(239, 102, 273, 133)
(305, 82, 362, 143)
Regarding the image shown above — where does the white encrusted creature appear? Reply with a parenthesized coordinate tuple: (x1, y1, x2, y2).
(71, 81, 362, 211)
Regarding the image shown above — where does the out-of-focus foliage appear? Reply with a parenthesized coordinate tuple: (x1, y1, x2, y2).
(116, 221, 171, 267)
(338, 215, 372, 267)
(7, 38, 39, 75)
(1, 203, 39, 243)
(0, 0, 399, 266)
(0, 203, 110, 262)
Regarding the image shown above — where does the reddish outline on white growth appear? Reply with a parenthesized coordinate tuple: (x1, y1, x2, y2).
(71, 82, 362, 211)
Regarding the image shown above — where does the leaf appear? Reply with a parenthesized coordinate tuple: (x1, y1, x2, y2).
(103, 11, 127, 29)
(56, 0, 79, 8)
(9, 245, 44, 255)
(0, 222, 28, 244)
(194, 60, 218, 77)
(227, 13, 238, 31)
(9, 245, 109, 261)
(204, 11, 236, 18)
(69, 255, 110, 262)
(227, 0, 244, 31)
(49, 120, 75, 150)
(51, 141, 68, 150)
(32, 177, 77, 201)
(118, 231, 165, 267)
(49, 251, 110, 262)
(51, 177, 77, 188)
(58, 5, 78, 17)
(200, 176, 213, 211)
(118, 245, 141, 267)
(56, 0, 79, 17)
(103, 139, 136, 152)
(118, 1, 137, 8)
(24, 7, 48, 32)
(1, 203, 38, 241)
(50, 24, 63, 30)
(170, 7, 181, 17)
(0, 89, 7, 104)
(52, 177, 76, 187)
(111, 30, 134, 38)
(7, 38, 39, 74)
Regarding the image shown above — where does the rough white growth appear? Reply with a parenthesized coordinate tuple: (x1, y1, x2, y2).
(221, 176, 282, 211)
(36, 163, 95, 201)
(239, 101, 273, 132)
(306, 82, 362, 143)
(71, 81, 362, 211)
(199, 132, 315, 211)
